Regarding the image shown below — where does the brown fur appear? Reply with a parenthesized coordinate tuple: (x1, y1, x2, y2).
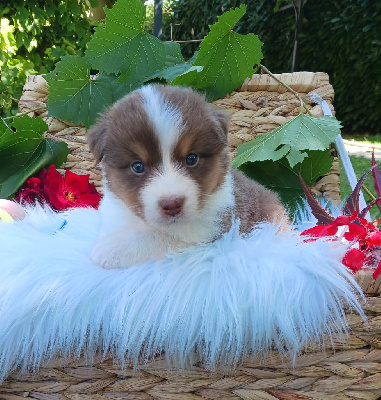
(87, 91, 163, 217)
(232, 169, 287, 233)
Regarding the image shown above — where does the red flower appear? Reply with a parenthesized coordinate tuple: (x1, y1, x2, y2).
(16, 165, 102, 211)
(302, 212, 381, 279)
(15, 176, 45, 205)
(342, 248, 366, 273)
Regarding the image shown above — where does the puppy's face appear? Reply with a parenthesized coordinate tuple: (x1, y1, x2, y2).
(88, 85, 230, 231)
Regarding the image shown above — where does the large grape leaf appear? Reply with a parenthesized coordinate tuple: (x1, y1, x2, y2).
(0, 116, 69, 198)
(238, 150, 333, 214)
(171, 5, 263, 101)
(46, 55, 134, 128)
(85, 0, 166, 84)
(233, 114, 342, 169)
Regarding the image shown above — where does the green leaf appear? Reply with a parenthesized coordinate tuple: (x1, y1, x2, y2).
(238, 150, 333, 214)
(163, 41, 185, 67)
(0, 116, 69, 198)
(149, 42, 192, 83)
(233, 131, 291, 166)
(11, 113, 48, 135)
(85, 0, 166, 84)
(151, 63, 192, 83)
(281, 114, 342, 151)
(286, 148, 308, 168)
(233, 114, 341, 169)
(171, 5, 263, 100)
(0, 118, 42, 182)
(46, 55, 133, 128)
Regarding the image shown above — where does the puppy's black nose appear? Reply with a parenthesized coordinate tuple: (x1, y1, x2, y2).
(159, 196, 185, 217)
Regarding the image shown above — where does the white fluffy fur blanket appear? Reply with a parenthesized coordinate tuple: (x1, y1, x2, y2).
(0, 206, 365, 380)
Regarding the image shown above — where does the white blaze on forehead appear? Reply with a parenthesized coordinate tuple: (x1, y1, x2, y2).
(139, 85, 183, 153)
(138, 85, 203, 237)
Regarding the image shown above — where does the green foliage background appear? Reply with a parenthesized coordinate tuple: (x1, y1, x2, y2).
(0, 0, 97, 118)
(144, 0, 175, 39)
(171, 0, 381, 134)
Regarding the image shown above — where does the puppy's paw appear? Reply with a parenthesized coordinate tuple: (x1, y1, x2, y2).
(90, 228, 175, 269)
(90, 242, 127, 269)
(90, 234, 163, 269)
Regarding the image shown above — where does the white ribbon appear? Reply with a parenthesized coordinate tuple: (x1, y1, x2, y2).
(308, 92, 369, 218)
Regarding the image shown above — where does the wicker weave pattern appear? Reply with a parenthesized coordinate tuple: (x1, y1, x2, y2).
(2, 295, 380, 400)
(18, 72, 340, 202)
(216, 72, 335, 153)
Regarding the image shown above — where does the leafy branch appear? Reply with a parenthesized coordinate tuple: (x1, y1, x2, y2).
(233, 113, 341, 169)
(46, 0, 263, 128)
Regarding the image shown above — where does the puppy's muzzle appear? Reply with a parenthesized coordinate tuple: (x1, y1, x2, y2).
(159, 196, 185, 217)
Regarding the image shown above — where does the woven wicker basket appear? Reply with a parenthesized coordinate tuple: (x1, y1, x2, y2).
(1, 269, 381, 400)
(7, 73, 381, 399)
(18, 71, 340, 203)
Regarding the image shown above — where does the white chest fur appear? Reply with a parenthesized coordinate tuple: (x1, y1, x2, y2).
(91, 172, 235, 269)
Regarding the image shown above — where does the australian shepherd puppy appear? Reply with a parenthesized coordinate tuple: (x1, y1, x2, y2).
(88, 85, 288, 269)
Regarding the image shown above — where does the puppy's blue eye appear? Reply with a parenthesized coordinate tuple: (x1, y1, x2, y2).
(186, 153, 198, 166)
(131, 161, 145, 174)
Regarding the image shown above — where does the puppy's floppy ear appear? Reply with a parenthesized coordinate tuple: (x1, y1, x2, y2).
(87, 116, 109, 164)
(209, 105, 230, 145)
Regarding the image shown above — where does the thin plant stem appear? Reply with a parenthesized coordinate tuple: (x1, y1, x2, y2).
(260, 64, 312, 116)
(360, 183, 381, 215)
(362, 183, 376, 201)
(174, 39, 203, 43)
(2, 106, 47, 121)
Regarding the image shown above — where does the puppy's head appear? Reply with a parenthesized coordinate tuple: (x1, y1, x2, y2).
(88, 84, 231, 231)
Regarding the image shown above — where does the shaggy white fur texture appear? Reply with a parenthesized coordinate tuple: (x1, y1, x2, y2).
(0, 205, 365, 381)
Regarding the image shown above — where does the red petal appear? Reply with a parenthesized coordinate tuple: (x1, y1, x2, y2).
(342, 248, 366, 272)
(372, 259, 381, 279)
(25, 177, 43, 190)
(63, 171, 101, 209)
(87, 182, 100, 195)
(64, 170, 91, 194)
(15, 187, 46, 205)
(344, 223, 367, 241)
(368, 232, 381, 247)
(37, 168, 48, 182)
(335, 215, 352, 226)
(359, 217, 369, 227)
(43, 165, 67, 210)
(301, 224, 339, 237)
(76, 192, 102, 209)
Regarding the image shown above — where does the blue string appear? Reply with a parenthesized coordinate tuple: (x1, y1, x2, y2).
(53, 219, 67, 235)
(58, 220, 67, 231)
